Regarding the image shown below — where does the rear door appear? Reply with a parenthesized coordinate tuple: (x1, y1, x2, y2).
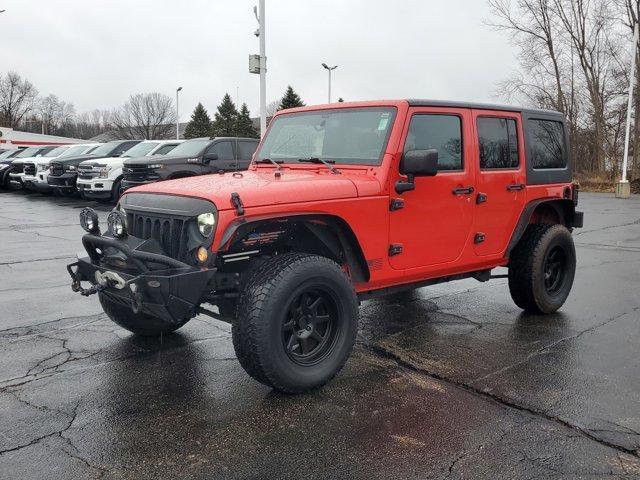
(472, 111, 526, 256)
(389, 107, 476, 270)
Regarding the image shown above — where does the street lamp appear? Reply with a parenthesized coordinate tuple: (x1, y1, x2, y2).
(322, 63, 338, 103)
(250, 1, 267, 137)
(176, 86, 182, 140)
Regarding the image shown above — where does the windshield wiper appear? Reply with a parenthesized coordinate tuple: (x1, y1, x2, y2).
(298, 157, 340, 174)
(255, 158, 283, 170)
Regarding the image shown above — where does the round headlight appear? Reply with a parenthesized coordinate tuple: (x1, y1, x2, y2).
(107, 211, 127, 238)
(79, 207, 99, 233)
(197, 213, 216, 237)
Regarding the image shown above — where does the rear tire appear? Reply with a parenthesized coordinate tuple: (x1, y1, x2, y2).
(233, 253, 358, 393)
(508, 224, 576, 314)
(99, 293, 189, 336)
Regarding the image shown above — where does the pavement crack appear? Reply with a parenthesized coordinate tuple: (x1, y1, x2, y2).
(0, 255, 76, 266)
(368, 343, 640, 460)
(573, 218, 640, 237)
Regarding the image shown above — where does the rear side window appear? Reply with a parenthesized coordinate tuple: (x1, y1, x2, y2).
(477, 117, 519, 169)
(237, 141, 258, 160)
(529, 119, 566, 169)
(404, 114, 463, 171)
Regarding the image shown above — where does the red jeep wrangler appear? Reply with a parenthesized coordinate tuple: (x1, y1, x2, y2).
(68, 100, 583, 393)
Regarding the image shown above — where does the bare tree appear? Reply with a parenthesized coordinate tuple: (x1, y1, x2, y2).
(37, 94, 75, 135)
(74, 109, 113, 139)
(0, 71, 38, 128)
(110, 93, 176, 140)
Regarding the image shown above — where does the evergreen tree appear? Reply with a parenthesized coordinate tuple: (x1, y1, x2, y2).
(210, 93, 238, 137)
(278, 86, 305, 111)
(235, 103, 259, 139)
(183, 102, 212, 139)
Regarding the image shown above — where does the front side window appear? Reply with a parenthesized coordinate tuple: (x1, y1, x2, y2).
(207, 141, 234, 160)
(257, 107, 396, 165)
(168, 139, 211, 157)
(477, 117, 519, 169)
(404, 114, 463, 171)
(529, 119, 567, 169)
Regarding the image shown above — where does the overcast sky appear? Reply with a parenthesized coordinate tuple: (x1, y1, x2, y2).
(1, 0, 517, 121)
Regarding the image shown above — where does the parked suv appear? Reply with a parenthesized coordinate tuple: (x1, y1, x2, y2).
(22, 144, 100, 192)
(120, 137, 259, 192)
(48, 140, 141, 195)
(77, 140, 181, 202)
(68, 100, 583, 394)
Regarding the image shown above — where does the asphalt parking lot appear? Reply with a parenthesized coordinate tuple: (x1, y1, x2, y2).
(0, 190, 639, 479)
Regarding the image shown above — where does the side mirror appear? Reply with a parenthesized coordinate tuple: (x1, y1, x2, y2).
(396, 149, 438, 194)
(203, 153, 218, 164)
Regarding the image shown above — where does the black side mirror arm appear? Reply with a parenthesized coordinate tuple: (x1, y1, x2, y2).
(395, 174, 415, 194)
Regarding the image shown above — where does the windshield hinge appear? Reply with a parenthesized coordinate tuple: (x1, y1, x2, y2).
(230, 192, 245, 216)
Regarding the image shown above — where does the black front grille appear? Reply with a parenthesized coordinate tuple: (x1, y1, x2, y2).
(23, 163, 36, 176)
(129, 212, 189, 261)
(11, 163, 24, 174)
(123, 165, 153, 182)
(49, 162, 64, 177)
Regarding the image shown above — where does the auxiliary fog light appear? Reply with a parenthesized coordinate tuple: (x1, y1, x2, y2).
(107, 210, 127, 239)
(79, 207, 100, 234)
(196, 246, 209, 264)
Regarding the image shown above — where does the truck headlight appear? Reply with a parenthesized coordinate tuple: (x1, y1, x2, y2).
(99, 166, 111, 178)
(197, 213, 216, 237)
(37, 164, 46, 172)
(67, 165, 76, 171)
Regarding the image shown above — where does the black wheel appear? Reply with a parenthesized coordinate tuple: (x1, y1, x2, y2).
(233, 253, 358, 393)
(99, 292, 189, 336)
(508, 224, 576, 314)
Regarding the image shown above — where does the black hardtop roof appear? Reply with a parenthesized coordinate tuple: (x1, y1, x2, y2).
(406, 99, 563, 117)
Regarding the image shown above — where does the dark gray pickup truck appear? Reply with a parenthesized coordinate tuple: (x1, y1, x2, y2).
(121, 137, 259, 192)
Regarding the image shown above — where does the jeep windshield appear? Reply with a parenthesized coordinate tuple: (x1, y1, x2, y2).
(165, 139, 210, 157)
(256, 107, 396, 166)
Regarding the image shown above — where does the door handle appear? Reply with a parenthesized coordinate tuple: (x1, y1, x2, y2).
(506, 183, 525, 191)
(452, 186, 475, 195)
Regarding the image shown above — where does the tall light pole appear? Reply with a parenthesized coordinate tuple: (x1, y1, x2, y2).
(251, 1, 267, 137)
(322, 63, 338, 103)
(175, 86, 182, 140)
(617, 22, 639, 199)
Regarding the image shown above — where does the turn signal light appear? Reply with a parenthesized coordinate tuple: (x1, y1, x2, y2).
(196, 247, 209, 264)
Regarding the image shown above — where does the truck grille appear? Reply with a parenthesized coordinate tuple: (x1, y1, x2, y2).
(123, 165, 154, 182)
(128, 212, 189, 261)
(49, 162, 64, 177)
(23, 163, 36, 176)
(11, 163, 24, 174)
(78, 164, 99, 180)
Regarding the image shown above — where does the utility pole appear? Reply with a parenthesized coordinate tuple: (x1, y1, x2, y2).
(618, 22, 639, 199)
(176, 86, 182, 140)
(250, 1, 267, 137)
(322, 63, 338, 103)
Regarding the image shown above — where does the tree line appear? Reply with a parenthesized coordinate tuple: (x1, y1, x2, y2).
(487, 0, 640, 184)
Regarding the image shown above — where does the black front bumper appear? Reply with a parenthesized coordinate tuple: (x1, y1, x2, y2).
(68, 234, 217, 324)
(48, 172, 78, 190)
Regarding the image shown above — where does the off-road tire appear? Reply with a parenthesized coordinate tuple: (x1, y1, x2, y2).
(508, 224, 576, 314)
(233, 253, 358, 393)
(99, 292, 189, 336)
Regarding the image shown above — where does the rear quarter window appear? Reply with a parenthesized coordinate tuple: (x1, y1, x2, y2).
(529, 119, 566, 169)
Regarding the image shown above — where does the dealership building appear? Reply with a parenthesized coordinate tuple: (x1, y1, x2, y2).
(0, 127, 86, 148)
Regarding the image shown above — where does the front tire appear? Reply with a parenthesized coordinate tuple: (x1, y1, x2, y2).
(99, 293, 189, 336)
(233, 253, 358, 393)
(508, 224, 576, 314)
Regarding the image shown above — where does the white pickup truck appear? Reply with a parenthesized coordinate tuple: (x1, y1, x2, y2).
(23, 144, 101, 192)
(76, 140, 181, 202)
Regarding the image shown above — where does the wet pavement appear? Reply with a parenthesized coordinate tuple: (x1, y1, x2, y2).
(0, 190, 639, 479)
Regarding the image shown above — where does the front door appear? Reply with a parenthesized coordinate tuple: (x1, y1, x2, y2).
(389, 108, 476, 270)
(472, 111, 526, 256)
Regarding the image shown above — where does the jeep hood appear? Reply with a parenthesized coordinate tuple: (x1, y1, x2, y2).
(126, 168, 381, 210)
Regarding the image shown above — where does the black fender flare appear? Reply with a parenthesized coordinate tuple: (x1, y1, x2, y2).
(505, 198, 580, 258)
(218, 213, 370, 282)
